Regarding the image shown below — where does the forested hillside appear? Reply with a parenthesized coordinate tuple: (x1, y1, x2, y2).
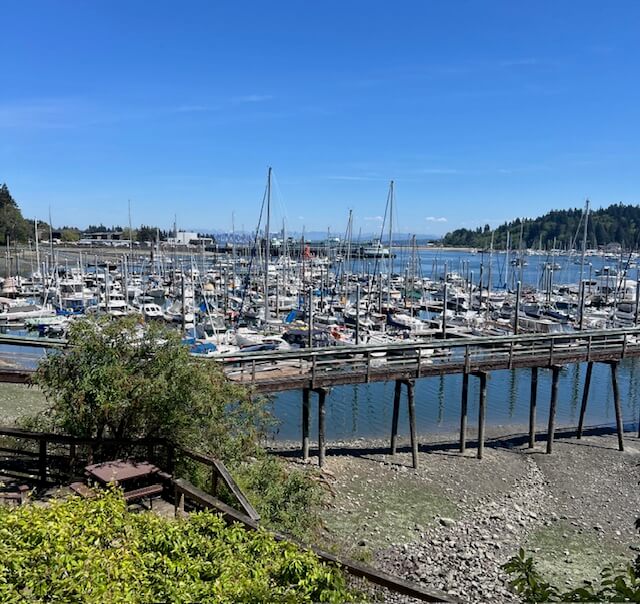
(442, 203, 640, 249)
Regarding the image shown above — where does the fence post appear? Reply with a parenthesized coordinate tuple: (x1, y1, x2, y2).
(39, 437, 47, 485)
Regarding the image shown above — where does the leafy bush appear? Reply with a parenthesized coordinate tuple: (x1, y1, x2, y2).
(0, 490, 353, 603)
(233, 456, 325, 540)
(33, 317, 270, 463)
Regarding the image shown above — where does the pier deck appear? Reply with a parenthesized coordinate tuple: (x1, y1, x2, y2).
(220, 328, 640, 393)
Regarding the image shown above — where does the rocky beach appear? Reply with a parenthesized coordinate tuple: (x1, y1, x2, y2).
(276, 426, 640, 602)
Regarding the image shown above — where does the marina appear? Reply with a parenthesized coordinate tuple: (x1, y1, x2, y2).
(1, 193, 640, 459)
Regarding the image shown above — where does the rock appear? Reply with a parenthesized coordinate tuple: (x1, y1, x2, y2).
(439, 517, 456, 528)
(357, 539, 367, 546)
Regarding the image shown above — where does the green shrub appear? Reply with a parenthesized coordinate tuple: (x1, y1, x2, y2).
(33, 316, 270, 464)
(0, 490, 353, 603)
(234, 456, 325, 540)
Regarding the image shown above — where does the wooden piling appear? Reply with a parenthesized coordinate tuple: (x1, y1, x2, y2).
(477, 372, 487, 459)
(546, 365, 561, 454)
(318, 388, 326, 467)
(390, 380, 402, 455)
(610, 361, 625, 452)
(528, 366, 538, 448)
(577, 361, 593, 439)
(405, 380, 418, 469)
(302, 388, 310, 460)
(460, 372, 469, 453)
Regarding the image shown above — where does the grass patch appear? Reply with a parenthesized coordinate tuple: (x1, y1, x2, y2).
(0, 384, 47, 424)
(524, 520, 630, 590)
(323, 469, 457, 553)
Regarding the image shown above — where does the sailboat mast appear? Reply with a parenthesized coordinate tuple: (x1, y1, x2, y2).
(388, 180, 394, 304)
(504, 230, 510, 289)
(264, 167, 272, 321)
(579, 199, 590, 287)
(34, 219, 40, 284)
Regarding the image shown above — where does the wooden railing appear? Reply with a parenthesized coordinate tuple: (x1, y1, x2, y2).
(0, 427, 256, 521)
(174, 446, 260, 521)
(218, 327, 640, 391)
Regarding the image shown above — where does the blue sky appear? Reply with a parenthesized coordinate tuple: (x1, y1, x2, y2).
(1, 1, 639, 236)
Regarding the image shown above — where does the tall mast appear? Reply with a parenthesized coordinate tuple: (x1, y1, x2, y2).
(264, 167, 272, 321)
(34, 219, 40, 282)
(578, 199, 590, 328)
(388, 180, 394, 303)
(504, 230, 510, 289)
(128, 199, 133, 267)
(579, 199, 590, 287)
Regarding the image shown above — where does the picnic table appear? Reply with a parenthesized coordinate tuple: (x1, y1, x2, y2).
(85, 459, 159, 486)
(82, 459, 165, 508)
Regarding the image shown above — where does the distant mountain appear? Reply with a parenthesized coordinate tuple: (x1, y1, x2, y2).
(209, 229, 441, 244)
(441, 203, 640, 250)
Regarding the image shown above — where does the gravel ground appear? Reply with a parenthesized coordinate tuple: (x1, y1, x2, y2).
(273, 426, 640, 602)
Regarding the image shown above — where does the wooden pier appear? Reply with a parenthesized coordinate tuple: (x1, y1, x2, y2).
(0, 328, 639, 469)
(219, 327, 640, 467)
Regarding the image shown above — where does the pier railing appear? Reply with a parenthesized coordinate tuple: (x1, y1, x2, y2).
(219, 327, 640, 392)
(1, 327, 640, 392)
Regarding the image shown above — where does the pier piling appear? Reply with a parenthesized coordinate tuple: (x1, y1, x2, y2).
(475, 372, 487, 459)
(577, 361, 593, 439)
(390, 380, 402, 455)
(460, 372, 469, 453)
(546, 365, 561, 454)
(318, 388, 327, 467)
(405, 379, 418, 469)
(609, 361, 625, 452)
(302, 388, 310, 460)
(528, 366, 538, 448)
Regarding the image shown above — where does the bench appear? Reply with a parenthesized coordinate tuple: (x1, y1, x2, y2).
(70, 482, 97, 499)
(123, 483, 164, 509)
(0, 485, 29, 505)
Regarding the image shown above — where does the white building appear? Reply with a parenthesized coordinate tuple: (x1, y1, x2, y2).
(167, 231, 199, 245)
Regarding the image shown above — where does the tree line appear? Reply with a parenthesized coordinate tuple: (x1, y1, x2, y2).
(0, 183, 210, 244)
(442, 203, 640, 250)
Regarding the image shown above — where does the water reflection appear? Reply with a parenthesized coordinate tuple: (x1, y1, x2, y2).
(270, 359, 640, 442)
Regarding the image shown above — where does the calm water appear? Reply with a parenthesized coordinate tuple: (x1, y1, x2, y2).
(270, 359, 640, 442)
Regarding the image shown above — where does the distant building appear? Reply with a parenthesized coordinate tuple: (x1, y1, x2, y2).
(167, 231, 213, 246)
(81, 230, 125, 241)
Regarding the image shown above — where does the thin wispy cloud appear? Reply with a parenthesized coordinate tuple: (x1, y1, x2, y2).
(0, 98, 85, 129)
(364, 215, 384, 222)
(231, 94, 274, 103)
(418, 168, 459, 175)
(171, 104, 220, 113)
(425, 216, 447, 223)
(327, 175, 385, 181)
(498, 58, 539, 68)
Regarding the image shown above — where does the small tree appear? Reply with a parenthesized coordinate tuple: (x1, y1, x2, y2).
(34, 317, 268, 463)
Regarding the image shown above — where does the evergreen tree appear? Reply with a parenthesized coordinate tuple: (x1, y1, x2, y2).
(0, 183, 30, 244)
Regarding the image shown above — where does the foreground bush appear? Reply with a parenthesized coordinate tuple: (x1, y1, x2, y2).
(0, 490, 352, 603)
(233, 456, 325, 540)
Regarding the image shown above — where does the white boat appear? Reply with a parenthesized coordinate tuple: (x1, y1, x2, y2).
(361, 239, 390, 258)
(0, 298, 56, 322)
(141, 303, 164, 320)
